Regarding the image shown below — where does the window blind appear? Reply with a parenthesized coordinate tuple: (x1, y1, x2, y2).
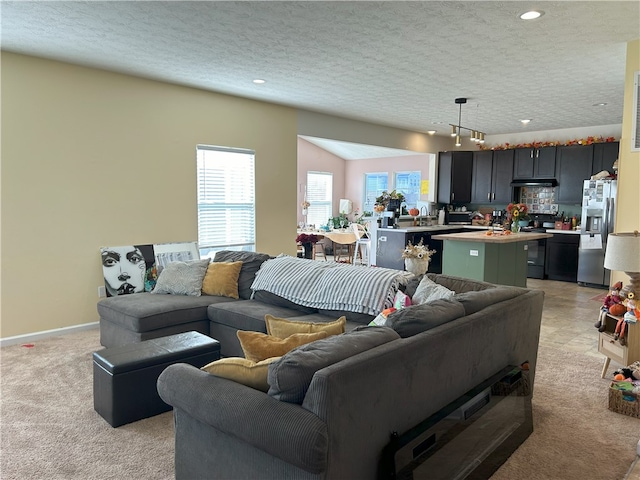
(395, 171, 421, 208)
(196, 145, 255, 258)
(363, 173, 389, 212)
(307, 171, 332, 227)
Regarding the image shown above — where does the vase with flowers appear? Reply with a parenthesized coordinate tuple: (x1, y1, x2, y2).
(507, 203, 529, 232)
(402, 239, 436, 275)
(295, 233, 319, 259)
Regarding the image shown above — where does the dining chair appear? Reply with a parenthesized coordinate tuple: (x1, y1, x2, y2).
(351, 223, 371, 266)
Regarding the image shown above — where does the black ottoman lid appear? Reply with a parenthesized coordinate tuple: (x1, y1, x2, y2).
(93, 331, 219, 375)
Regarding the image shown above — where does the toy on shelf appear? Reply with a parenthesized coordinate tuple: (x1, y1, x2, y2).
(613, 285, 638, 346)
(595, 281, 624, 332)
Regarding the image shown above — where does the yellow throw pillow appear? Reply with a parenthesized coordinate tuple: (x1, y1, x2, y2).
(201, 261, 243, 298)
(201, 357, 280, 392)
(265, 315, 346, 339)
(237, 330, 330, 363)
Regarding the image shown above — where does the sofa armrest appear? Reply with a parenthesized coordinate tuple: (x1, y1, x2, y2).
(157, 363, 328, 474)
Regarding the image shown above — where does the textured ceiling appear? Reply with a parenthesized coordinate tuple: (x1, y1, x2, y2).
(2, 1, 639, 138)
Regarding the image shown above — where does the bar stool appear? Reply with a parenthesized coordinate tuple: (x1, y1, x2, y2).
(351, 223, 371, 266)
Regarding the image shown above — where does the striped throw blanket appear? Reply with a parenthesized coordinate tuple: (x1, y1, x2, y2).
(251, 255, 413, 315)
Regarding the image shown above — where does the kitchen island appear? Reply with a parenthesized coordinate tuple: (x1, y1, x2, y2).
(432, 230, 552, 287)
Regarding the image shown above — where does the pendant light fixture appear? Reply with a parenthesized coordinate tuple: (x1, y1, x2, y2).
(449, 98, 486, 147)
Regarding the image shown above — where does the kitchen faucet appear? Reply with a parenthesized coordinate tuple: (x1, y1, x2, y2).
(419, 206, 428, 226)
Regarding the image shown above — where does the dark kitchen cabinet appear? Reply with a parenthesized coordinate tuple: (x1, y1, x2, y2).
(556, 145, 593, 205)
(492, 149, 515, 203)
(592, 141, 620, 175)
(471, 149, 514, 204)
(513, 146, 556, 179)
(545, 233, 579, 282)
(438, 151, 473, 205)
(471, 151, 493, 204)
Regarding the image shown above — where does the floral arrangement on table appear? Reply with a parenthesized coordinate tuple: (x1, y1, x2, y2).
(295, 233, 319, 244)
(402, 239, 435, 260)
(402, 239, 436, 276)
(507, 203, 530, 232)
(301, 200, 311, 215)
(479, 136, 616, 151)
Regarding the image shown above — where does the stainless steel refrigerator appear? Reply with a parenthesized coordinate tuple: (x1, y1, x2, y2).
(577, 179, 617, 287)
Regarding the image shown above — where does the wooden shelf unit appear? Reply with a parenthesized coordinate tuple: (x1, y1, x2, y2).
(598, 312, 640, 378)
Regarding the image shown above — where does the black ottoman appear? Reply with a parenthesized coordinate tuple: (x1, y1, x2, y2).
(93, 331, 220, 427)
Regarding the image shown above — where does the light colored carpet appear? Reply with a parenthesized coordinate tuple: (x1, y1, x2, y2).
(1, 328, 638, 479)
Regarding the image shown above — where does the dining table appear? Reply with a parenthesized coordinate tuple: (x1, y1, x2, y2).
(297, 229, 356, 262)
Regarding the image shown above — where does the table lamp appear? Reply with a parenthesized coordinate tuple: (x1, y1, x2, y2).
(604, 231, 640, 293)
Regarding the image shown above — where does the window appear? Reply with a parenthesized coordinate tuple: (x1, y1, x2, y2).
(196, 145, 255, 258)
(395, 171, 421, 208)
(306, 172, 332, 227)
(363, 173, 388, 212)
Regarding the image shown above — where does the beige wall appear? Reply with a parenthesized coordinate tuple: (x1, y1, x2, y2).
(611, 39, 640, 286)
(1, 53, 298, 338)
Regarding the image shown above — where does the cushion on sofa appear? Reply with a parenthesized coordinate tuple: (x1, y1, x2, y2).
(384, 298, 466, 338)
(237, 330, 330, 362)
(454, 287, 525, 315)
(207, 300, 310, 333)
(317, 309, 375, 324)
(267, 326, 400, 404)
(201, 357, 280, 392)
(265, 315, 346, 339)
(411, 276, 455, 305)
(426, 273, 496, 294)
(201, 261, 243, 298)
(252, 290, 318, 314)
(213, 250, 272, 300)
(99, 292, 236, 332)
(151, 259, 210, 296)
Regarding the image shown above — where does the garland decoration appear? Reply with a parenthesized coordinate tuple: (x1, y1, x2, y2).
(479, 136, 616, 151)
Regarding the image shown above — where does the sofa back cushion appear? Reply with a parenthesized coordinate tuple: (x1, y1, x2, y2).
(426, 273, 496, 293)
(384, 298, 466, 338)
(252, 290, 318, 314)
(454, 287, 525, 315)
(267, 326, 400, 404)
(213, 250, 272, 300)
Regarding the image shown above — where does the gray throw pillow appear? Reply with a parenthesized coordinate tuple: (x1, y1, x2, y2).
(151, 259, 210, 296)
(412, 276, 455, 305)
(213, 250, 272, 300)
(267, 326, 400, 404)
(384, 298, 465, 338)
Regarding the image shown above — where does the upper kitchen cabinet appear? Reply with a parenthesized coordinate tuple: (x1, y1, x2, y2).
(513, 146, 557, 179)
(592, 141, 620, 175)
(438, 151, 473, 205)
(556, 145, 594, 205)
(471, 149, 514, 204)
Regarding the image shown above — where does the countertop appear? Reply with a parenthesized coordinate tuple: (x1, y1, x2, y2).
(375, 225, 489, 233)
(546, 229, 581, 235)
(432, 230, 553, 243)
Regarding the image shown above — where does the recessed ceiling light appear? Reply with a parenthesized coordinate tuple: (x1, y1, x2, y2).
(593, 102, 607, 107)
(520, 10, 544, 20)
(431, 121, 444, 125)
(427, 130, 437, 135)
(253, 79, 266, 84)
(520, 119, 531, 125)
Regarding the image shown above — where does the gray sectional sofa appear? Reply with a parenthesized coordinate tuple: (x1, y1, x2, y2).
(98, 251, 545, 478)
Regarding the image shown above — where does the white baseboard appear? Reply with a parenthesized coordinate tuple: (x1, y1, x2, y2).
(0, 322, 99, 347)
